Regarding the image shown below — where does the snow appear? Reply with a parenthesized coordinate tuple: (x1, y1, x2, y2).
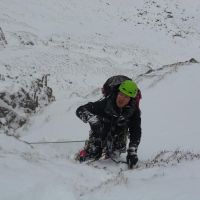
(140, 64, 200, 158)
(0, 0, 200, 199)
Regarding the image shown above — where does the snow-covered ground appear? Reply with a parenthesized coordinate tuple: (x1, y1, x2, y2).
(0, 0, 200, 199)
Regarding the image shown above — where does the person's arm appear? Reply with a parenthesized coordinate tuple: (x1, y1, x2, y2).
(76, 99, 106, 123)
(128, 109, 141, 148)
(126, 109, 141, 168)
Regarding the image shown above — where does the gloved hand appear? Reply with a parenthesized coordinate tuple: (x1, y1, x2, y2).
(79, 110, 99, 125)
(126, 146, 138, 169)
(88, 115, 110, 126)
(116, 115, 127, 127)
(87, 115, 100, 125)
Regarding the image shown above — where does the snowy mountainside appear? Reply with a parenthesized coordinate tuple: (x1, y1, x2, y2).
(0, 0, 200, 200)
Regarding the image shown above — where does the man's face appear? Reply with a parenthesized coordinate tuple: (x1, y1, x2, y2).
(116, 92, 131, 108)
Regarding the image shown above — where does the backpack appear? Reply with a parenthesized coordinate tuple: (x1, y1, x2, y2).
(102, 75, 142, 108)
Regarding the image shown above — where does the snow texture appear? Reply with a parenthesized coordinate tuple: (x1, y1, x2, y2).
(0, 0, 200, 200)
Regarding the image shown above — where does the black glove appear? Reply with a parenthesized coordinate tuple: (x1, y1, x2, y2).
(87, 115, 100, 126)
(126, 146, 138, 169)
(79, 110, 99, 125)
(87, 114, 110, 127)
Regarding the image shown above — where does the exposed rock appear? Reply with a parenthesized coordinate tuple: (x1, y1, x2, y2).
(189, 58, 198, 63)
(0, 74, 55, 133)
(0, 27, 7, 48)
(136, 58, 199, 87)
(0, 107, 26, 130)
(0, 74, 5, 81)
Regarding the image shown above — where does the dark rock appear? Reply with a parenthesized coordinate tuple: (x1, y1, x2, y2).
(0, 27, 7, 47)
(189, 58, 198, 63)
(0, 74, 55, 132)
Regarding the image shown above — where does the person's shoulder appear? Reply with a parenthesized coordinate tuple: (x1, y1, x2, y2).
(92, 96, 109, 106)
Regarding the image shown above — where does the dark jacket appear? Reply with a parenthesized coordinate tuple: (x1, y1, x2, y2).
(76, 94, 141, 149)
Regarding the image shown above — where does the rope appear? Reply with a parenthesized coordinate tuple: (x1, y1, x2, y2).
(24, 140, 85, 145)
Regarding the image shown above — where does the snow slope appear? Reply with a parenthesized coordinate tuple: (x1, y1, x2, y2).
(0, 0, 200, 199)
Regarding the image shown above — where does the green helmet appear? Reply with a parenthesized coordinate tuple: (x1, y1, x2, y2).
(119, 80, 138, 98)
